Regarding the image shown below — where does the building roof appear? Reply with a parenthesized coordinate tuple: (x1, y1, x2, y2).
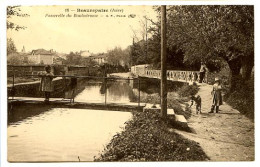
(31, 49, 54, 55)
(89, 53, 106, 59)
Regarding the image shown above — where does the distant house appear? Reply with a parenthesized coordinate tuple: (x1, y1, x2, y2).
(89, 53, 107, 65)
(28, 49, 55, 64)
(80, 50, 91, 57)
(53, 54, 66, 65)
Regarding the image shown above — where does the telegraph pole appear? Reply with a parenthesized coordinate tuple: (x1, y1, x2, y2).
(161, 5, 167, 118)
(145, 16, 148, 64)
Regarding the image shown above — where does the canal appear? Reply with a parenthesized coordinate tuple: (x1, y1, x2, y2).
(8, 79, 184, 162)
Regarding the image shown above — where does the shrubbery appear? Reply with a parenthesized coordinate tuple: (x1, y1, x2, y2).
(225, 77, 254, 120)
(177, 83, 199, 97)
(136, 91, 191, 119)
(94, 111, 208, 161)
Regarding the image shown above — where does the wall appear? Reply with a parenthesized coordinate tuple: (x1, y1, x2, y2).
(40, 55, 53, 64)
(8, 77, 70, 98)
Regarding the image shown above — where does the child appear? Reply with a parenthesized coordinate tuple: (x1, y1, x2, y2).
(190, 95, 202, 114)
(39, 65, 54, 102)
(209, 77, 222, 113)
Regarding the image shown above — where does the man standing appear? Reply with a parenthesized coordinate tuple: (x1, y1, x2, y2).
(199, 62, 207, 83)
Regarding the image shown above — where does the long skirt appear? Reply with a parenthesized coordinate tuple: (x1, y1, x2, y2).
(212, 91, 222, 106)
(40, 77, 54, 92)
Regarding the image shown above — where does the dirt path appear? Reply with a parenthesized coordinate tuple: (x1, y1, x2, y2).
(174, 84, 254, 161)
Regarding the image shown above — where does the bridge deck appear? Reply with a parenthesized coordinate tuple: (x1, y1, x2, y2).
(8, 97, 146, 112)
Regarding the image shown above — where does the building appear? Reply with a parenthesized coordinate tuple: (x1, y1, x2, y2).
(28, 49, 55, 64)
(80, 50, 91, 57)
(89, 53, 107, 65)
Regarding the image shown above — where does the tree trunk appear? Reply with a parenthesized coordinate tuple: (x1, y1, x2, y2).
(241, 54, 254, 81)
(228, 58, 242, 93)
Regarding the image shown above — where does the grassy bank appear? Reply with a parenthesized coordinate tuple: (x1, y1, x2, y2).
(95, 84, 207, 161)
(225, 77, 254, 121)
(136, 83, 199, 119)
(94, 111, 208, 161)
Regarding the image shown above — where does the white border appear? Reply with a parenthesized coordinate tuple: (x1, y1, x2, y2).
(1, 1, 259, 167)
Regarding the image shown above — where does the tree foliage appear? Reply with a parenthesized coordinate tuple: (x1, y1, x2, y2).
(7, 38, 17, 55)
(165, 5, 254, 91)
(64, 52, 83, 66)
(7, 6, 28, 30)
(167, 6, 253, 62)
(142, 5, 253, 91)
(7, 52, 22, 65)
(106, 46, 130, 67)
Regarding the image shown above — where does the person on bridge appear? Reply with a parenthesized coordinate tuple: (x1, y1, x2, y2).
(199, 62, 208, 83)
(39, 65, 54, 102)
(209, 77, 223, 113)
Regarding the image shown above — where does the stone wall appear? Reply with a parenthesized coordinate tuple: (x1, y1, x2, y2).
(8, 77, 70, 98)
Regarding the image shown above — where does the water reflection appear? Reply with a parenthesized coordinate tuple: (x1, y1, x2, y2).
(7, 79, 183, 162)
(74, 80, 136, 103)
(8, 108, 132, 162)
(8, 79, 182, 125)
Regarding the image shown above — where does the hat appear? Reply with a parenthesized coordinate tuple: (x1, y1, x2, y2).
(215, 77, 220, 82)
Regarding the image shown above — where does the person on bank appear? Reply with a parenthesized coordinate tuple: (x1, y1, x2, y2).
(199, 62, 208, 83)
(39, 65, 54, 102)
(209, 77, 222, 113)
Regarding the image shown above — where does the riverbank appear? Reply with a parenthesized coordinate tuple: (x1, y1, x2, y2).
(94, 84, 210, 161)
(95, 111, 209, 161)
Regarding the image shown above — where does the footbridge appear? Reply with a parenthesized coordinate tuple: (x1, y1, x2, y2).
(131, 65, 214, 84)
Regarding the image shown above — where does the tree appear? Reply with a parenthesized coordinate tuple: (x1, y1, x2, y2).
(7, 52, 23, 65)
(131, 40, 146, 65)
(7, 6, 28, 30)
(165, 5, 254, 92)
(7, 38, 17, 55)
(106, 47, 130, 67)
(64, 52, 83, 65)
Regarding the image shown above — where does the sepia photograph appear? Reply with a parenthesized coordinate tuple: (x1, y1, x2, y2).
(5, 4, 254, 163)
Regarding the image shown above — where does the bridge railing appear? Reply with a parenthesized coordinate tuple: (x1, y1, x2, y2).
(8, 74, 144, 108)
(135, 69, 210, 84)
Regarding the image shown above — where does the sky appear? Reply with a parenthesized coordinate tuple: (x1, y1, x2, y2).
(7, 5, 158, 54)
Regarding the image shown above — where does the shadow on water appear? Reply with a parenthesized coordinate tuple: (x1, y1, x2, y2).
(8, 103, 53, 125)
(8, 78, 185, 125)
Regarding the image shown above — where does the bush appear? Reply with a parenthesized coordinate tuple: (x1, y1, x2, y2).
(225, 77, 254, 121)
(177, 83, 199, 97)
(94, 111, 209, 161)
(135, 92, 191, 119)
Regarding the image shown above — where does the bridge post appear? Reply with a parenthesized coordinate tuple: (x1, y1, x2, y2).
(138, 76, 140, 108)
(105, 78, 107, 106)
(160, 5, 167, 118)
(12, 66, 15, 100)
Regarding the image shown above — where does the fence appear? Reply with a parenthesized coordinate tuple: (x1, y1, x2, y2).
(143, 70, 209, 83)
(7, 65, 92, 77)
(8, 74, 142, 108)
(131, 65, 213, 84)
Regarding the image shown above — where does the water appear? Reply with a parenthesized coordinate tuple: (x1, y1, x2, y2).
(74, 80, 136, 103)
(8, 108, 132, 162)
(8, 79, 181, 162)
(8, 80, 136, 162)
